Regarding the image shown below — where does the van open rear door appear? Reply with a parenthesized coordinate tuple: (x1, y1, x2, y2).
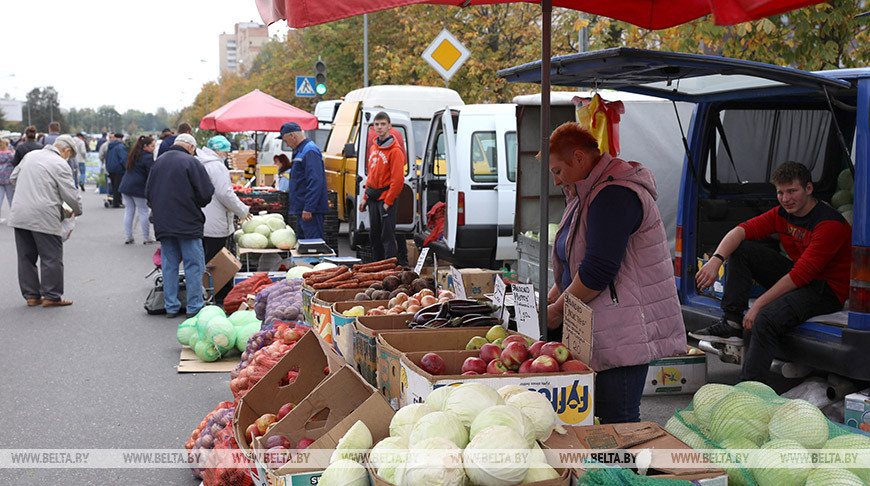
(442, 110, 460, 253)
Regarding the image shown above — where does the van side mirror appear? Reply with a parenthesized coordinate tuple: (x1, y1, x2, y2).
(344, 143, 357, 158)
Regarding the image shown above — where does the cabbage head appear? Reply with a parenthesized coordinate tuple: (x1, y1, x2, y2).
(692, 383, 734, 428)
(710, 391, 771, 446)
(266, 217, 286, 232)
(234, 322, 260, 353)
(444, 383, 504, 428)
(177, 318, 198, 346)
(319, 459, 368, 486)
(409, 411, 468, 448)
(506, 391, 558, 441)
(747, 439, 813, 486)
(805, 468, 864, 486)
(228, 310, 258, 327)
(498, 385, 529, 401)
(241, 216, 264, 233)
(270, 228, 296, 250)
(239, 233, 269, 249)
(286, 266, 313, 279)
(768, 399, 828, 449)
(470, 405, 536, 447)
(205, 316, 235, 350)
(401, 437, 465, 486)
(369, 436, 408, 471)
(253, 224, 272, 238)
(521, 462, 560, 483)
(330, 420, 372, 463)
(389, 403, 435, 438)
(464, 425, 530, 486)
(823, 434, 870, 483)
(425, 386, 455, 411)
(194, 340, 220, 362)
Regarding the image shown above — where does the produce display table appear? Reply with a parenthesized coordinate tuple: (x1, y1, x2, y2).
(237, 247, 292, 272)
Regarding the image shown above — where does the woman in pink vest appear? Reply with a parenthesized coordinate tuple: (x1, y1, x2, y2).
(545, 123, 686, 424)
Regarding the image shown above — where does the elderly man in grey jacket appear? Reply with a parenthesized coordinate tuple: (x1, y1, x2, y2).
(10, 135, 83, 307)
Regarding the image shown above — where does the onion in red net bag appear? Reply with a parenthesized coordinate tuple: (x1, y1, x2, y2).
(201, 424, 254, 486)
(188, 403, 235, 479)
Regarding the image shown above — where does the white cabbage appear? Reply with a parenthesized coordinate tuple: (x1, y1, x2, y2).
(329, 420, 372, 463)
(505, 391, 558, 441)
(463, 425, 530, 486)
(319, 459, 368, 486)
(470, 405, 536, 447)
(409, 411, 468, 448)
(390, 403, 435, 438)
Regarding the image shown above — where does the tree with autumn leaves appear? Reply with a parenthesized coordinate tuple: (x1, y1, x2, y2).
(183, 1, 870, 127)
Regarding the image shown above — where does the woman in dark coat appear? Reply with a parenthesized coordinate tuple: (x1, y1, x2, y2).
(118, 135, 156, 244)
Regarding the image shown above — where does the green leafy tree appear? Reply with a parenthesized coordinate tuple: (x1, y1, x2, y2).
(26, 87, 65, 132)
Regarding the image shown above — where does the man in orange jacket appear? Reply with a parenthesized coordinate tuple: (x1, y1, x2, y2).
(359, 112, 405, 260)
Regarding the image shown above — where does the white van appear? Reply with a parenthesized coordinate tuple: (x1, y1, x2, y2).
(312, 99, 341, 150)
(415, 104, 518, 268)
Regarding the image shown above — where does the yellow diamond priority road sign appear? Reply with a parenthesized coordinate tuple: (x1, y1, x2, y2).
(422, 29, 470, 82)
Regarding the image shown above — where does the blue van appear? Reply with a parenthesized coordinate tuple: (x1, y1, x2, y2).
(500, 48, 869, 381)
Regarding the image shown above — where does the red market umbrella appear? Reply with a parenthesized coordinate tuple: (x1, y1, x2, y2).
(253, 0, 829, 336)
(199, 89, 317, 132)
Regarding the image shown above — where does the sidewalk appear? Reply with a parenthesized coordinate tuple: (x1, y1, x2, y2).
(0, 188, 221, 485)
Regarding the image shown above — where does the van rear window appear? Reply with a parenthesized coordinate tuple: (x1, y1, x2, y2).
(471, 131, 498, 182)
(708, 109, 831, 185)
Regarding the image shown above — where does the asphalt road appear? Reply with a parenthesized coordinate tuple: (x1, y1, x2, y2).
(0, 188, 748, 485)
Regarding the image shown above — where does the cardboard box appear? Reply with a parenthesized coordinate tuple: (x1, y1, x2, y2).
(376, 328, 530, 405)
(643, 347, 707, 396)
(233, 271, 287, 286)
(437, 268, 500, 298)
(330, 300, 391, 364)
(205, 247, 242, 292)
(249, 366, 394, 485)
(406, 240, 420, 269)
(696, 258, 764, 299)
(401, 349, 595, 426)
(543, 422, 728, 486)
(232, 332, 345, 457)
(354, 314, 415, 388)
(306, 288, 363, 346)
(845, 388, 870, 432)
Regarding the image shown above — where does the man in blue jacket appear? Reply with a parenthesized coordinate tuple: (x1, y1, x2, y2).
(145, 134, 215, 318)
(105, 133, 128, 208)
(279, 122, 328, 240)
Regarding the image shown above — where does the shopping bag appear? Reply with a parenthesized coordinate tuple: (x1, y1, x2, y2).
(144, 274, 187, 315)
(60, 216, 76, 242)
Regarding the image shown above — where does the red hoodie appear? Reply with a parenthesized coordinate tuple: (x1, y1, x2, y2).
(364, 135, 405, 206)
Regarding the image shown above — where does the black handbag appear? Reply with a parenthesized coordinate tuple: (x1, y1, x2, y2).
(144, 274, 187, 315)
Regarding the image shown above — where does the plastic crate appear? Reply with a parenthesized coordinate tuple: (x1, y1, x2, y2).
(236, 190, 288, 214)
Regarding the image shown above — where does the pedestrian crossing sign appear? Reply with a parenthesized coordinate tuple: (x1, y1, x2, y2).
(296, 76, 316, 97)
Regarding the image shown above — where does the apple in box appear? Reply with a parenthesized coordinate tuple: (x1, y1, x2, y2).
(560, 360, 590, 372)
(487, 359, 509, 374)
(530, 355, 560, 373)
(485, 325, 509, 343)
(541, 341, 572, 364)
(462, 357, 487, 375)
(529, 341, 545, 358)
(501, 335, 528, 349)
(479, 343, 501, 363)
(465, 336, 489, 350)
(518, 359, 533, 374)
(419, 352, 446, 375)
(277, 402, 295, 420)
(501, 342, 529, 370)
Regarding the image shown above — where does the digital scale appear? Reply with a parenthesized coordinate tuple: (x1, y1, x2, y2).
(295, 238, 334, 255)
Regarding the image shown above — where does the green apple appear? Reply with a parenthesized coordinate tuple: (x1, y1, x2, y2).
(485, 325, 509, 343)
(492, 337, 505, 349)
(465, 336, 489, 351)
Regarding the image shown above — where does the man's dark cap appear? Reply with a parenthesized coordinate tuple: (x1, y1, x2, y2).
(279, 122, 302, 137)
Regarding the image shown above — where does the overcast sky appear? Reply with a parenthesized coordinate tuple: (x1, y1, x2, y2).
(0, 0, 286, 114)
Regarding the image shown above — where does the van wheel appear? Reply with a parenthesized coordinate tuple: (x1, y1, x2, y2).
(348, 205, 359, 250)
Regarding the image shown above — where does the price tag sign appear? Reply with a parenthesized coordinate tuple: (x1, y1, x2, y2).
(449, 266, 467, 300)
(562, 293, 593, 366)
(512, 283, 539, 339)
(492, 276, 507, 326)
(414, 247, 430, 275)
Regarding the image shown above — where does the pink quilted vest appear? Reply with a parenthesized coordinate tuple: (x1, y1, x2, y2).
(552, 153, 686, 371)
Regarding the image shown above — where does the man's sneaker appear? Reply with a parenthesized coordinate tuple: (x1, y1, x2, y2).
(689, 317, 744, 344)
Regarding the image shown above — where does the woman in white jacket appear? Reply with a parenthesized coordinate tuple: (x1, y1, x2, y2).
(197, 136, 250, 265)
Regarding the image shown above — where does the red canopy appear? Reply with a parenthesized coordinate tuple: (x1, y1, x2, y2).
(199, 89, 317, 132)
(255, 0, 823, 29)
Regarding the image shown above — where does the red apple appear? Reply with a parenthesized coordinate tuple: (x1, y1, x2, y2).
(502, 335, 528, 349)
(486, 359, 509, 374)
(264, 435, 291, 449)
(296, 438, 315, 450)
(462, 357, 487, 374)
(560, 360, 590, 372)
(246, 423, 260, 443)
(277, 402, 295, 420)
(420, 352, 446, 375)
(462, 371, 479, 375)
(541, 342, 572, 364)
(505, 370, 517, 374)
(256, 414, 278, 435)
(518, 359, 533, 374)
(528, 341, 546, 358)
(266, 446, 289, 468)
(530, 355, 560, 373)
(479, 343, 502, 363)
(501, 342, 529, 370)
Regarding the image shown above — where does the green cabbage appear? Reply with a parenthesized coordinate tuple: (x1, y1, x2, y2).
(205, 316, 236, 351)
(194, 340, 220, 362)
(269, 228, 297, 250)
(470, 405, 536, 447)
(842, 210, 853, 225)
(286, 266, 313, 279)
(239, 233, 269, 249)
(390, 403, 435, 438)
(716, 437, 758, 486)
(529, 442, 547, 464)
(444, 383, 504, 428)
(747, 439, 813, 486)
(497, 385, 529, 401)
(464, 425, 530, 486)
(805, 467, 864, 486)
(768, 399, 828, 449)
(369, 436, 408, 471)
(241, 216, 264, 233)
(823, 434, 870, 483)
(330, 420, 372, 463)
(401, 437, 466, 486)
(832, 189, 853, 209)
(409, 411, 468, 448)
(319, 459, 368, 486)
(235, 322, 261, 353)
(710, 391, 771, 446)
(266, 217, 286, 231)
(692, 383, 734, 428)
(313, 262, 338, 271)
(233, 229, 244, 242)
(838, 204, 853, 213)
(253, 224, 272, 238)
(228, 310, 258, 327)
(425, 386, 455, 411)
(838, 168, 854, 192)
(176, 318, 198, 346)
(734, 380, 777, 398)
(521, 462, 560, 483)
(506, 391, 558, 441)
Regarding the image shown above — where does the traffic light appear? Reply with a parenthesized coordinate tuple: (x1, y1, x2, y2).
(314, 60, 327, 95)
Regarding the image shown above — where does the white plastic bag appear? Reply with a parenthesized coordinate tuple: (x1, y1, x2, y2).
(61, 216, 75, 242)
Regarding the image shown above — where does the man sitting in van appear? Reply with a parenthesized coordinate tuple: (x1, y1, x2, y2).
(359, 112, 405, 261)
(691, 162, 852, 382)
